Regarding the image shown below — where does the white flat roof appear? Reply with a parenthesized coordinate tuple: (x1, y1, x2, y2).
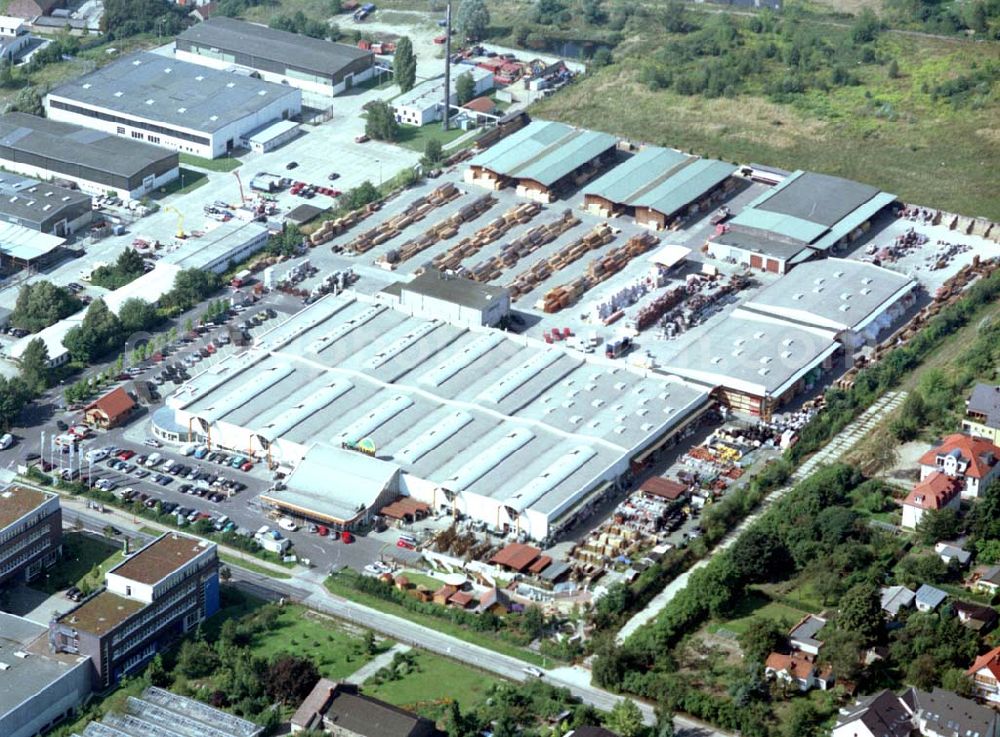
(0, 222, 64, 261)
(169, 293, 710, 523)
(103, 263, 181, 314)
(247, 119, 298, 144)
(648, 244, 692, 269)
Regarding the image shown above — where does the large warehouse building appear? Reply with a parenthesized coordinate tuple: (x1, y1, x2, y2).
(707, 171, 897, 273)
(164, 291, 710, 541)
(0, 112, 179, 201)
(175, 17, 375, 99)
(466, 120, 617, 203)
(583, 146, 737, 230)
(45, 53, 302, 159)
(0, 173, 91, 235)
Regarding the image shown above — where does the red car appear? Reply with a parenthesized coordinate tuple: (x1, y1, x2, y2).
(341, 530, 354, 543)
(205, 343, 216, 354)
(117, 449, 136, 460)
(396, 539, 414, 549)
(316, 525, 329, 537)
(240, 461, 253, 472)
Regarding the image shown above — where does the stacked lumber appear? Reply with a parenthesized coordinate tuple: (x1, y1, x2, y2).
(346, 183, 461, 254)
(309, 204, 377, 247)
(538, 231, 660, 312)
(503, 222, 615, 301)
(466, 210, 582, 284)
(430, 201, 541, 272)
(386, 194, 496, 265)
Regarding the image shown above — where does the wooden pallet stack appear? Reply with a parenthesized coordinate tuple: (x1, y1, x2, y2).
(538, 231, 660, 312)
(345, 183, 461, 254)
(466, 210, 583, 284)
(430, 201, 541, 272)
(309, 203, 377, 247)
(503, 222, 614, 301)
(387, 194, 497, 265)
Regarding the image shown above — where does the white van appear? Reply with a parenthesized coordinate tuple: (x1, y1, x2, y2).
(145, 452, 162, 467)
(86, 448, 110, 463)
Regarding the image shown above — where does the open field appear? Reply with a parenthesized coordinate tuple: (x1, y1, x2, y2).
(179, 153, 242, 172)
(363, 650, 502, 722)
(532, 34, 1000, 219)
(219, 553, 293, 579)
(705, 590, 813, 635)
(249, 604, 389, 680)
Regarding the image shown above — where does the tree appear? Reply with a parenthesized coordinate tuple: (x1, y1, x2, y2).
(165, 268, 220, 311)
(63, 298, 124, 363)
(19, 338, 49, 394)
(118, 298, 157, 335)
(782, 700, 825, 737)
(365, 100, 400, 142)
(394, 36, 416, 93)
(592, 48, 613, 68)
(728, 527, 790, 584)
(822, 627, 866, 683)
(918, 508, 962, 545)
(738, 617, 784, 664)
(446, 700, 475, 737)
(0, 376, 31, 430)
(655, 707, 676, 737)
(219, 565, 232, 582)
(888, 58, 901, 78)
(851, 8, 881, 44)
(9, 86, 43, 116)
(942, 668, 975, 697)
(265, 655, 320, 705)
(11, 281, 81, 333)
(968, 1, 989, 32)
(455, 71, 476, 105)
(892, 390, 925, 439)
(838, 581, 883, 644)
(581, 0, 607, 25)
(363, 630, 377, 655)
(422, 138, 444, 167)
(145, 653, 170, 687)
(456, 0, 490, 40)
(606, 699, 644, 737)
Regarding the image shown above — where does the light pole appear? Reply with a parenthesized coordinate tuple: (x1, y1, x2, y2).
(376, 159, 383, 188)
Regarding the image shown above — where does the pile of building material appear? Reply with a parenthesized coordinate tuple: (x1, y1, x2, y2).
(536, 232, 659, 311)
(637, 272, 749, 334)
(345, 183, 461, 254)
(430, 201, 541, 272)
(475, 213, 596, 287)
(381, 194, 497, 266)
(309, 205, 377, 247)
(503, 222, 612, 303)
(865, 226, 928, 264)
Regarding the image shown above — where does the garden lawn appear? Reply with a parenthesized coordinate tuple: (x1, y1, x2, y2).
(179, 153, 242, 172)
(219, 553, 292, 580)
(706, 590, 812, 635)
(249, 604, 390, 680)
(32, 531, 123, 594)
(363, 650, 501, 722)
(395, 123, 472, 153)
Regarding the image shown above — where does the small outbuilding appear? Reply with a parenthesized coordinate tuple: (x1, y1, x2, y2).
(84, 387, 136, 430)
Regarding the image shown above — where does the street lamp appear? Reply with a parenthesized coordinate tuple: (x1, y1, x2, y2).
(376, 159, 383, 188)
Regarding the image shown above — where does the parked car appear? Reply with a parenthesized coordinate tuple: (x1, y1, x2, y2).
(278, 517, 297, 532)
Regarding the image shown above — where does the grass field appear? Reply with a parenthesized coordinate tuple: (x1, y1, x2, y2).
(706, 590, 812, 635)
(150, 169, 208, 199)
(33, 531, 122, 594)
(326, 571, 547, 666)
(363, 650, 502, 722)
(219, 553, 293, 580)
(250, 604, 390, 680)
(179, 153, 243, 172)
(532, 34, 1000, 219)
(395, 123, 472, 153)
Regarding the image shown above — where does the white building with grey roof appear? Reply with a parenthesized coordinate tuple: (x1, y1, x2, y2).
(164, 292, 710, 541)
(45, 52, 301, 160)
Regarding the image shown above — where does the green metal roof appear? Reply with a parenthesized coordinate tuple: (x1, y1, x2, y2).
(583, 146, 691, 203)
(633, 158, 737, 217)
(470, 120, 617, 187)
(729, 207, 829, 243)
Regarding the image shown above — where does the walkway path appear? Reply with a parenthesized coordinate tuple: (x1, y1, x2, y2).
(345, 643, 413, 684)
(616, 391, 907, 642)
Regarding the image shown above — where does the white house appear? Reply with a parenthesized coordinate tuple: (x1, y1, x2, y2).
(919, 433, 1000, 499)
(968, 646, 1000, 705)
(901, 472, 961, 531)
(392, 67, 494, 127)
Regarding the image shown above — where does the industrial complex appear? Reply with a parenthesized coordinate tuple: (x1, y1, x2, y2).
(175, 16, 376, 99)
(45, 53, 302, 159)
(163, 292, 710, 540)
(0, 112, 179, 201)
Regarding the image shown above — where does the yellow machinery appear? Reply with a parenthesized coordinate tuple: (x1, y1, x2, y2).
(164, 206, 185, 239)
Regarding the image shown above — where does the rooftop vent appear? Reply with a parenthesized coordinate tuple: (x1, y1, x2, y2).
(734, 337, 746, 347)
(591, 399, 604, 408)
(195, 75, 204, 81)
(753, 331, 765, 339)
(862, 277, 873, 285)
(145, 99, 154, 105)
(711, 356, 723, 365)
(131, 59, 142, 66)
(82, 82, 91, 89)
(860, 287, 872, 295)
(760, 356, 772, 364)
(782, 338, 794, 346)
(226, 82, 235, 88)
(839, 304, 851, 312)
(568, 415, 583, 425)
(164, 67, 172, 73)
(177, 107, 187, 113)
(781, 350, 793, 359)
(732, 349, 743, 357)
(814, 277, 825, 285)
(840, 292, 851, 300)
(813, 286, 824, 293)
(833, 270, 844, 278)
(114, 91, 123, 97)
(257, 90, 267, 96)
(758, 367, 770, 376)
(792, 293, 804, 300)
(636, 408, 648, 417)
(209, 115, 218, 121)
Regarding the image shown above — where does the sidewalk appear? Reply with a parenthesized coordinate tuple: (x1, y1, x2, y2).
(617, 391, 907, 642)
(344, 643, 412, 684)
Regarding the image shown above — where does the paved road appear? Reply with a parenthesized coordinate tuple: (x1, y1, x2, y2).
(617, 391, 908, 642)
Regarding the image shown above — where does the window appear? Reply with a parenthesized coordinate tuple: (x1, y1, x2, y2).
(116, 126, 125, 135)
(131, 132, 144, 140)
(125, 585, 132, 596)
(147, 136, 159, 144)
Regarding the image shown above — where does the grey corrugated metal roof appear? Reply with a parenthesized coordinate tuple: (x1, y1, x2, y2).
(177, 16, 371, 78)
(48, 52, 300, 134)
(968, 383, 1000, 429)
(915, 583, 947, 608)
(471, 120, 616, 187)
(398, 268, 508, 311)
(0, 112, 177, 180)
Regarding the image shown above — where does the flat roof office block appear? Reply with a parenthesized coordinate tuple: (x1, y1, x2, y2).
(0, 485, 62, 588)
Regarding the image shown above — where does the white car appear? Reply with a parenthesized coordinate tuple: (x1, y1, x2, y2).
(277, 517, 298, 532)
(143, 438, 162, 448)
(0, 433, 14, 450)
(86, 448, 110, 463)
(95, 479, 116, 492)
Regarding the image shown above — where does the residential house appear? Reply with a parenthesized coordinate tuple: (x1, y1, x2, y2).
(567, 728, 621, 737)
(432, 584, 458, 605)
(963, 383, 1000, 444)
(934, 542, 972, 567)
(448, 590, 474, 609)
(953, 600, 998, 634)
(970, 564, 1000, 596)
(919, 434, 1000, 499)
(49, 532, 219, 689)
(290, 679, 443, 736)
(83, 386, 136, 430)
(476, 586, 513, 615)
(914, 584, 948, 613)
(765, 650, 834, 691)
(901, 473, 962, 531)
(832, 689, 914, 737)
(968, 646, 1000, 705)
(7, 0, 63, 19)
(880, 585, 916, 619)
(789, 614, 827, 655)
(904, 686, 999, 737)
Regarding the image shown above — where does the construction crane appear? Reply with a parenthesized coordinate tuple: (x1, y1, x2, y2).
(164, 206, 186, 239)
(233, 170, 246, 204)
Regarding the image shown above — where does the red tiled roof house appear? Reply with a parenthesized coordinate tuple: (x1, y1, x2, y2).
(919, 433, 1000, 499)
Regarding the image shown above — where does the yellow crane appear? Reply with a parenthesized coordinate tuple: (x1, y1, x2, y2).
(164, 205, 186, 239)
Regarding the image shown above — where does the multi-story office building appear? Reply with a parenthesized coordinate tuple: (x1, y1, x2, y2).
(0, 485, 61, 587)
(49, 532, 219, 688)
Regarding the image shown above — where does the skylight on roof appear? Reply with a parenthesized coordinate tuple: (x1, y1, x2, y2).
(114, 91, 123, 97)
(82, 82, 91, 89)
(195, 75, 204, 81)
